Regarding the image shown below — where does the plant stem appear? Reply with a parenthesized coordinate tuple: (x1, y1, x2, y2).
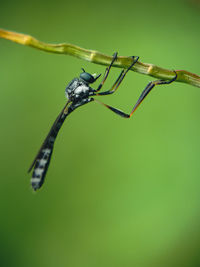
(0, 28, 199, 88)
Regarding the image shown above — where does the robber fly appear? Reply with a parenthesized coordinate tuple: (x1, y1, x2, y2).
(28, 52, 177, 190)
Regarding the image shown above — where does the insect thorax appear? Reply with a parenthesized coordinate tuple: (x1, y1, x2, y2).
(65, 78, 90, 102)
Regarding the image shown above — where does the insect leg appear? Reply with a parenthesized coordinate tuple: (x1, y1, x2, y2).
(93, 72, 177, 118)
(96, 56, 139, 96)
(95, 52, 118, 92)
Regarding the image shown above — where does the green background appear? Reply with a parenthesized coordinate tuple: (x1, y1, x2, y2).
(1, 0, 200, 266)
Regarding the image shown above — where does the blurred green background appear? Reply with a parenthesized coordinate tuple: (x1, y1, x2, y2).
(1, 0, 200, 266)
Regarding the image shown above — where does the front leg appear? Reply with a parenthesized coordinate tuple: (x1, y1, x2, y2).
(95, 52, 118, 92)
(95, 56, 139, 96)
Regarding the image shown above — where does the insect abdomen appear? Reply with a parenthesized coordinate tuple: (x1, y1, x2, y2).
(31, 145, 54, 190)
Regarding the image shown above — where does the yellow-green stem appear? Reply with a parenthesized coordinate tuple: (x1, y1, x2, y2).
(0, 29, 199, 88)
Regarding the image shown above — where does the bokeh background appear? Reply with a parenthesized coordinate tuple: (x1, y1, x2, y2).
(1, 0, 200, 266)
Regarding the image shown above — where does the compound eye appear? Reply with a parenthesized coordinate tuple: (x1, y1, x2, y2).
(80, 72, 95, 83)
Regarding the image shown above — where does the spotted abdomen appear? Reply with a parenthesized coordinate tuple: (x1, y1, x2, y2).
(28, 102, 71, 191)
(31, 145, 54, 190)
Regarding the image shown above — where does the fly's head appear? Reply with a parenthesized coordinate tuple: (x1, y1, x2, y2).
(65, 69, 101, 103)
(79, 68, 101, 84)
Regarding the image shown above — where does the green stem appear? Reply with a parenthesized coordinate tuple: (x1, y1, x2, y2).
(0, 28, 199, 88)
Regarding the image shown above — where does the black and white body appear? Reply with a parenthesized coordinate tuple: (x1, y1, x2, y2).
(28, 53, 177, 191)
(28, 71, 100, 191)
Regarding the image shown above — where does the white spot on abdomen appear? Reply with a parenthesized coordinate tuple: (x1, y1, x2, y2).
(31, 177, 41, 182)
(34, 168, 44, 176)
(42, 148, 51, 155)
(38, 158, 47, 167)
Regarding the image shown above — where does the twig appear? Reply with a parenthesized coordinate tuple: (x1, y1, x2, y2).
(0, 28, 199, 88)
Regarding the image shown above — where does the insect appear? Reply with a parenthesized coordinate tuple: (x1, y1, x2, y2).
(28, 52, 177, 191)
